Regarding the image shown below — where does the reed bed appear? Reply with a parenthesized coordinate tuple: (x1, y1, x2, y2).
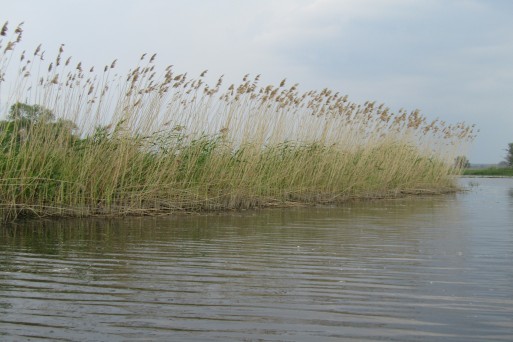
(0, 22, 476, 221)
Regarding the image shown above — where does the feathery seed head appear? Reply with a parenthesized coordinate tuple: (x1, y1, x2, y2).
(33, 44, 42, 56)
(1, 21, 7, 36)
(4, 41, 14, 52)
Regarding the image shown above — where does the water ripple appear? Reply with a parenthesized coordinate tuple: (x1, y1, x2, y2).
(1, 178, 512, 341)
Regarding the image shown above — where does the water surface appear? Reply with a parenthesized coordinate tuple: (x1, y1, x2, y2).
(1, 177, 512, 341)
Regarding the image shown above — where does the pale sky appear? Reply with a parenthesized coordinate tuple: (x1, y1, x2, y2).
(1, 0, 512, 163)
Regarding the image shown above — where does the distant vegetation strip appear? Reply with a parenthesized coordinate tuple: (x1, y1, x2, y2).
(0, 22, 475, 221)
(463, 168, 513, 177)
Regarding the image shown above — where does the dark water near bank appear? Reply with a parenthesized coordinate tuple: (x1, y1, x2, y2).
(1, 178, 512, 341)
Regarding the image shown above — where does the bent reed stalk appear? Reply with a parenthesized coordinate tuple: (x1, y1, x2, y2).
(0, 22, 476, 221)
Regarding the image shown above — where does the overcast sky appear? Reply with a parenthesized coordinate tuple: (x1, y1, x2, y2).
(2, 0, 512, 163)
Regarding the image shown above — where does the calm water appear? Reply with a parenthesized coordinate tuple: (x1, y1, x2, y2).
(1, 177, 512, 341)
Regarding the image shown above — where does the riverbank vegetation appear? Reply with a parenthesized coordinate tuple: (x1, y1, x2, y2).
(463, 167, 513, 177)
(0, 22, 476, 221)
(463, 143, 513, 177)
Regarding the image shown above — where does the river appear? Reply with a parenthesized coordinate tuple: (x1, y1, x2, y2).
(1, 177, 512, 341)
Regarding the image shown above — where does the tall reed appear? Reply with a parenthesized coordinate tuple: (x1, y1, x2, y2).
(0, 22, 476, 221)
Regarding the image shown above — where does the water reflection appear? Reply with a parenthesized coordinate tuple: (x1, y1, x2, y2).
(2, 193, 459, 249)
(1, 178, 512, 341)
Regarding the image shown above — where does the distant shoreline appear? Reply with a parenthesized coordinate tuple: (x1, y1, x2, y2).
(463, 167, 513, 177)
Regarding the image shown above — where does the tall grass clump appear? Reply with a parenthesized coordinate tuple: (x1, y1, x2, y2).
(0, 22, 476, 221)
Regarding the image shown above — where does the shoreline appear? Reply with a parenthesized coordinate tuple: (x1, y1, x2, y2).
(1, 186, 460, 223)
(463, 168, 513, 177)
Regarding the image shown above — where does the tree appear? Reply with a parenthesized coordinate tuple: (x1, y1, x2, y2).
(1, 103, 78, 148)
(506, 143, 513, 167)
(8, 102, 54, 123)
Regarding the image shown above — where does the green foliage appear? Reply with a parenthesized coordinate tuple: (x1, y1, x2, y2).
(464, 167, 513, 177)
(0, 120, 22, 150)
(90, 125, 112, 145)
(9, 102, 55, 122)
(177, 134, 224, 183)
(1, 103, 78, 151)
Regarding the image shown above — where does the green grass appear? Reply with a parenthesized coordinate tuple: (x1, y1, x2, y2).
(0, 21, 476, 221)
(463, 167, 513, 177)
